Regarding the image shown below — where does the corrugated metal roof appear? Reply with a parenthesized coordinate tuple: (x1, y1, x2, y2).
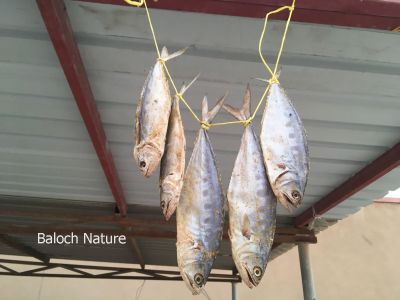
(0, 0, 399, 268)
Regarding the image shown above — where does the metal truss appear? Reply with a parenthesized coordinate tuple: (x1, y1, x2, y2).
(0, 258, 240, 282)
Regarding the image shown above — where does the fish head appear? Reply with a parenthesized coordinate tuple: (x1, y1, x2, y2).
(275, 172, 303, 210)
(180, 261, 209, 295)
(160, 185, 178, 221)
(236, 253, 267, 288)
(135, 145, 161, 178)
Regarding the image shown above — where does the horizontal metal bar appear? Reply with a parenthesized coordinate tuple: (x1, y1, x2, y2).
(0, 226, 316, 244)
(0, 258, 238, 279)
(0, 210, 311, 235)
(0, 271, 241, 282)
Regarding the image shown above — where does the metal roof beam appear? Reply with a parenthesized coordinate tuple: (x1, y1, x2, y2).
(295, 142, 400, 227)
(76, 0, 400, 31)
(0, 225, 317, 244)
(0, 234, 50, 263)
(36, 0, 127, 216)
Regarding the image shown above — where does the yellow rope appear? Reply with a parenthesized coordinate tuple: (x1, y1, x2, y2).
(124, 0, 295, 129)
(124, 0, 144, 7)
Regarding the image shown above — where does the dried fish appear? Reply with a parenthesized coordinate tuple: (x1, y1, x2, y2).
(259, 76, 309, 210)
(176, 94, 227, 295)
(223, 85, 276, 288)
(159, 75, 199, 221)
(134, 46, 187, 177)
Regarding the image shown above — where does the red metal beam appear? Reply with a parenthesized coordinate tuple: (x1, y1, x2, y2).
(77, 0, 400, 31)
(295, 142, 400, 227)
(36, 0, 127, 216)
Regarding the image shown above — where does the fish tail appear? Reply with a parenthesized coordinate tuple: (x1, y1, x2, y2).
(253, 67, 281, 83)
(179, 73, 200, 95)
(202, 92, 228, 123)
(222, 84, 251, 120)
(161, 46, 189, 62)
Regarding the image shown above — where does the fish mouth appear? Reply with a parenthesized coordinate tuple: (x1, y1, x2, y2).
(283, 190, 302, 208)
(139, 160, 151, 177)
(163, 200, 178, 221)
(239, 263, 259, 288)
(135, 144, 161, 178)
(181, 272, 202, 295)
(160, 188, 179, 221)
(278, 190, 302, 212)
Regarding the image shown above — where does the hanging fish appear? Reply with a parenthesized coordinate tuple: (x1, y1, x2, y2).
(223, 85, 276, 288)
(159, 75, 199, 221)
(176, 94, 227, 295)
(133, 46, 187, 178)
(259, 75, 309, 210)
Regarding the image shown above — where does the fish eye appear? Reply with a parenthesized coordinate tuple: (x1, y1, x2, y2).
(291, 191, 301, 200)
(140, 161, 146, 168)
(160, 201, 166, 209)
(194, 273, 204, 286)
(253, 266, 262, 278)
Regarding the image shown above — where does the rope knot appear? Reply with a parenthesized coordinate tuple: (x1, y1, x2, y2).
(268, 76, 280, 85)
(175, 93, 183, 101)
(200, 122, 210, 130)
(243, 117, 253, 127)
(157, 57, 165, 65)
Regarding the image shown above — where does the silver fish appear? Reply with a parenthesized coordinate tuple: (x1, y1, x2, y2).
(159, 75, 199, 221)
(259, 75, 309, 210)
(134, 46, 187, 177)
(223, 85, 276, 288)
(176, 94, 227, 295)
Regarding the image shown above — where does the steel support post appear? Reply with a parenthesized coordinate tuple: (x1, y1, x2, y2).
(298, 243, 316, 300)
(231, 282, 237, 300)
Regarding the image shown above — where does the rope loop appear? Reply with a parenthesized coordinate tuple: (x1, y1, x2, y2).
(124, 0, 295, 130)
(123, 0, 144, 7)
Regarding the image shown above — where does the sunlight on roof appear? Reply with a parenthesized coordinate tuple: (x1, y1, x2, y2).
(385, 187, 400, 198)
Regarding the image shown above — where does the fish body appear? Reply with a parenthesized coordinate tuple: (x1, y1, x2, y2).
(134, 47, 186, 177)
(224, 85, 276, 288)
(177, 95, 227, 294)
(260, 79, 309, 210)
(159, 76, 198, 220)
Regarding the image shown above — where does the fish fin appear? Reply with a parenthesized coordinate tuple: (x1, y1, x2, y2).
(162, 46, 188, 62)
(179, 73, 200, 95)
(253, 68, 281, 83)
(205, 92, 228, 123)
(134, 100, 141, 149)
(201, 96, 209, 121)
(253, 77, 268, 83)
(160, 46, 169, 59)
(275, 67, 282, 79)
(241, 214, 251, 239)
(222, 85, 251, 121)
(222, 104, 243, 121)
(242, 84, 251, 118)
